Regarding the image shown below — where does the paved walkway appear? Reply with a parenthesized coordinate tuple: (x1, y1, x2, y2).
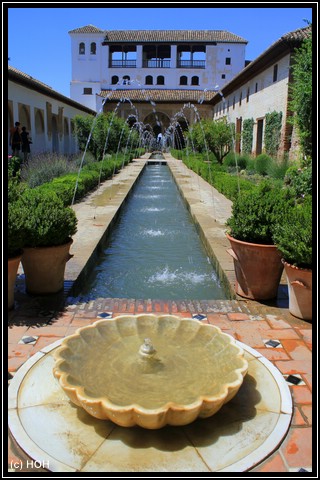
(8, 155, 312, 473)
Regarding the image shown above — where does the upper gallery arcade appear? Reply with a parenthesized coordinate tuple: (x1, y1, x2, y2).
(69, 25, 248, 111)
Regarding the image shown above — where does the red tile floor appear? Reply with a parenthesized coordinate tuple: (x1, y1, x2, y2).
(8, 287, 313, 473)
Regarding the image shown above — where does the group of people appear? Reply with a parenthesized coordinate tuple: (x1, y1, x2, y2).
(9, 121, 32, 164)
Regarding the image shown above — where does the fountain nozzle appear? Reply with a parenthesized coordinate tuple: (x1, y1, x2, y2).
(139, 338, 157, 357)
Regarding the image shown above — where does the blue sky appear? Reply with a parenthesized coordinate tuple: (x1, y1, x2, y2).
(6, 4, 314, 98)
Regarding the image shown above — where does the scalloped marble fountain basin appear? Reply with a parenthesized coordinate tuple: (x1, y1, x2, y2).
(53, 314, 248, 429)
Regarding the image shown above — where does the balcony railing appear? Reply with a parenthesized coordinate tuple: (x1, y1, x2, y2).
(177, 60, 206, 69)
(110, 60, 137, 68)
(142, 60, 171, 68)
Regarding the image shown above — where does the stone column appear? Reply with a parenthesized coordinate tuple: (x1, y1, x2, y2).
(171, 45, 177, 68)
(136, 45, 143, 68)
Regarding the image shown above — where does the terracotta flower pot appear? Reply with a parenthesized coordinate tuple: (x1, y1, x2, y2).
(8, 253, 22, 310)
(282, 260, 312, 321)
(21, 239, 73, 295)
(226, 233, 284, 300)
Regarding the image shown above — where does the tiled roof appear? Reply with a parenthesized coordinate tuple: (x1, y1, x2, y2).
(68, 25, 247, 43)
(99, 89, 216, 102)
(68, 24, 105, 34)
(8, 65, 53, 90)
(103, 30, 247, 43)
(211, 25, 312, 103)
(281, 24, 312, 43)
(8, 65, 96, 114)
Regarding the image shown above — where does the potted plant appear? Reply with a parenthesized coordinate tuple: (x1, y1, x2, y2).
(20, 188, 78, 295)
(8, 178, 27, 309)
(225, 181, 293, 300)
(273, 195, 312, 320)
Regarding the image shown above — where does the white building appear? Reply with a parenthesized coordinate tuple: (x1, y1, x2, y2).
(8, 66, 96, 156)
(69, 25, 248, 111)
(211, 25, 311, 159)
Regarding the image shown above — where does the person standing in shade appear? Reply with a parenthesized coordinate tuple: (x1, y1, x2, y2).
(10, 121, 22, 156)
(21, 126, 32, 164)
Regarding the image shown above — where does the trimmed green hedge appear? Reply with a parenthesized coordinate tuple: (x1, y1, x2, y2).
(174, 151, 256, 201)
(34, 153, 133, 206)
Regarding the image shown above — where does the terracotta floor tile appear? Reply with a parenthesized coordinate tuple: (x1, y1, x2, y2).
(262, 328, 300, 340)
(281, 427, 312, 468)
(227, 312, 250, 321)
(7, 326, 30, 343)
(292, 406, 307, 426)
(281, 339, 312, 361)
(274, 359, 312, 375)
(265, 315, 292, 329)
(26, 325, 69, 337)
(297, 328, 312, 349)
(70, 317, 96, 327)
(300, 405, 312, 425)
(251, 452, 288, 472)
(290, 385, 312, 405)
(8, 344, 34, 358)
(255, 348, 291, 361)
(33, 336, 65, 351)
(8, 356, 29, 372)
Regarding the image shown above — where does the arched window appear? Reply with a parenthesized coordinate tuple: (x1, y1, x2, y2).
(180, 76, 188, 86)
(157, 75, 164, 85)
(191, 76, 199, 86)
(122, 75, 130, 85)
(145, 75, 153, 85)
(79, 42, 85, 55)
(111, 75, 119, 85)
(90, 42, 96, 55)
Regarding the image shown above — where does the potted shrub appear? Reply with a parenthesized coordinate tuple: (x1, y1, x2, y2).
(20, 188, 78, 295)
(8, 178, 27, 309)
(225, 181, 293, 300)
(273, 195, 312, 320)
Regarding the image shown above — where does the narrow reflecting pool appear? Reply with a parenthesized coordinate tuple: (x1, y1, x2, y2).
(80, 164, 227, 300)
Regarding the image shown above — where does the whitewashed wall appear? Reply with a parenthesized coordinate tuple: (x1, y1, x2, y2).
(8, 80, 95, 156)
(213, 53, 292, 156)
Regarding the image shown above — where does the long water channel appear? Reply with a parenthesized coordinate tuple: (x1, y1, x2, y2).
(79, 163, 227, 300)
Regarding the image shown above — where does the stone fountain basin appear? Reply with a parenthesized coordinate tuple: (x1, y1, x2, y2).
(53, 314, 248, 429)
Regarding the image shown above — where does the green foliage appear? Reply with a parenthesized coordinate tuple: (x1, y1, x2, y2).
(266, 155, 290, 180)
(187, 119, 235, 164)
(264, 111, 283, 157)
(8, 156, 22, 179)
(284, 164, 312, 199)
(224, 153, 249, 171)
(8, 178, 27, 257)
(73, 113, 132, 160)
(21, 153, 78, 188)
(212, 172, 255, 201)
(241, 118, 254, 154)
(33, 153, 133, 206)
(255, 153, 272, 176)
(72, 114, 94, 152)
(289, 27, 312, 159)
(180, 153, 255, 202)
(226, 181, 294, 244)
(273, 195, 312, 268)
(20, 188, 78, 247)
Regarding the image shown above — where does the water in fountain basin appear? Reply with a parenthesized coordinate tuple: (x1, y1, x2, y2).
(79, 164, 227, 300)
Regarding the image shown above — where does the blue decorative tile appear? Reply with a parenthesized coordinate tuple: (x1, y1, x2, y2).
(19, 336, 38, 345)
(97, 312, 113, 319)
(264, 339, 282, 348)
(285, 374, 302, 385)
(192, 314, 207, 321)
